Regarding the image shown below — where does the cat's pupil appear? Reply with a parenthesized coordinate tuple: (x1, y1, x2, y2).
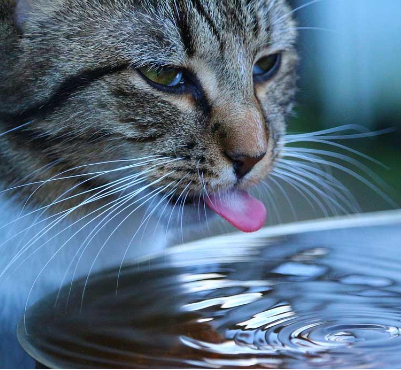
(139, 67, 183, 87)
(253, 54, 281, 79)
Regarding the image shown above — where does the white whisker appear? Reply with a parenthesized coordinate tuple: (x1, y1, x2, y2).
(179, 184, 192, 243)
(23, 185, 164, 334)
(263, 177, 298, 221)
(1, 159, 182, 281)
(271, 171, 330, 217)
(0, 155, 164, 195)
(164, 173, 191, 244)
(0, 120, 34, 138)
(278, 158, 360, 210)
(116, 181, 181, 295)
(79, 170, 180, 309)
(275, 163, 357, 213)
(284, 139, 388, 169)
(258, 181, 282, 224)
(275, 0, 324, 23)
(280, 152, 397, 208)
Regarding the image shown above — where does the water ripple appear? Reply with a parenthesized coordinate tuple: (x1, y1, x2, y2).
(18, 218, 401, 368)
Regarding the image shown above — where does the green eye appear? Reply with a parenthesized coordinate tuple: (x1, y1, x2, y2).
(139, 66, 183, 87)
(253, 54, 281, 80)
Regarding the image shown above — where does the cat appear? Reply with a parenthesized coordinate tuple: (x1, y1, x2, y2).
(0, 0, 298, 367)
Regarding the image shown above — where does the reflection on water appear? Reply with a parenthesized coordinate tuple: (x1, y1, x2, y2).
(18, 214, 401, 368)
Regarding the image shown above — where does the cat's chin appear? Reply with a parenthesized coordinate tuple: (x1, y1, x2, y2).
(150, 192, 218, 229)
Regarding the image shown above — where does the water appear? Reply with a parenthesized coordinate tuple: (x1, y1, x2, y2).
(18, 212, 401, 368)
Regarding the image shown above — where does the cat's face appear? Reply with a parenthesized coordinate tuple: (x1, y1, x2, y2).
(2, 0, 297, 229)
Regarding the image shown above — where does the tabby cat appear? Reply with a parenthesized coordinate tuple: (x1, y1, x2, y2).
(0, 0, 297, 366)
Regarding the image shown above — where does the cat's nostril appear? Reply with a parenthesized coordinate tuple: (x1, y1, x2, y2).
(226, 152, 266, 179)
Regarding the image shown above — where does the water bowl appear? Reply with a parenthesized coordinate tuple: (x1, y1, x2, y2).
(18, 211, 401, 368)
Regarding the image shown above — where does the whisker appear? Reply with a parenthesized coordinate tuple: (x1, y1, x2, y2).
(266, 0, 277, 14)
(283, 147, 386, 187)
(0, 156, 180, 247)
(263, 177, 298, 221)
(6, 159, 63, 238)
(151, 185, 180, 246)
(63, 184, 169, 308)
(295, 26, 337, 33)
(22, 164, 181, 326)
(0, 155, 164, 195)
(271, 171, 330, 217)
(285, 126, 394, 140)
(57, 192, 139, 308)
(275, 0, 324, 23)
(0, 156, 169, 232)
(0, 170, 145, 262)
(284, 138, 388, 169)
(77, 167, 180, 298)
(200, 172, 211, 233)
(180, 184, 192, 243)
(278, 158, 360, 210)
(281, 152, 397, 208)
(23, 185, 165, 334)
(138, 192, 161, 246)
(274, 167, 350, 215)
(1, 159, 182, 280)
(258, 181, 282, 224)
(275, 163, 358, 213)
(271, 171, 320, 217)
(80, 178, 177, 310)
(2, 181, 141, 286)
(116, 181, 181, 296)
(164, 173, 191, 245)
(0, 120, 34, 137)
(195, 160, 205, 227)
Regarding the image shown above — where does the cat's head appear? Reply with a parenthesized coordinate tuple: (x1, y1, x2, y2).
(1, 0, 298, 231)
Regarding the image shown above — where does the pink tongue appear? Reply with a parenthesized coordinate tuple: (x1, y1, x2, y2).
(205, 190, 266, 233)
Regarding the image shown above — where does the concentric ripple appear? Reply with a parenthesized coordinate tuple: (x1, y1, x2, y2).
(232, 309, 401, 352)
(18, 218, 401, 368)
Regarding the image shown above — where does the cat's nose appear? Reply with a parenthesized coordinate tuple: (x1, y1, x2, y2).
(225, 152, 266, 179)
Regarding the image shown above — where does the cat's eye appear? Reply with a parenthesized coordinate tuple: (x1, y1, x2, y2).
(138, 66, 184, 88)
(253, 54, 281, 82)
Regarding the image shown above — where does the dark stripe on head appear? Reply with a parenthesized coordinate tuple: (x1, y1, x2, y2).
(0, 63, 129, 126)
(0, 63, 131, 174)
(3, 126, 112, 151)
(127, 135, 161, 143)
(0, 126, 107, 194)
(189, 0, 223, 49)
(247, 1, 261, 38)
(172, 2, 195, 56)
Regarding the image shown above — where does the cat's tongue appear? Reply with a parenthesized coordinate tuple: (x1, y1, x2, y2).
(205, 190, 266, 233)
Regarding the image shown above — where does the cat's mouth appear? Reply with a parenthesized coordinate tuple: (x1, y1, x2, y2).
(167, 188, 266, 233)
(167, 194, 196, 206)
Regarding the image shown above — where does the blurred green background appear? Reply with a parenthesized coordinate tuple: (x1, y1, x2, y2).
(189, 0, 401, 239)
(284, 0, 401, 220)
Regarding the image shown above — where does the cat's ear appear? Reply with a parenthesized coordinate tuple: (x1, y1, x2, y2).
(14, 0, 33, 29)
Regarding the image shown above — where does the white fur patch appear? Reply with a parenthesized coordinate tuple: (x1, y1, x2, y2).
(0, 193, 168, 367)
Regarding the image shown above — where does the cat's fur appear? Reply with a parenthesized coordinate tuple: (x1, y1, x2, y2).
(0, 0, 297, 367)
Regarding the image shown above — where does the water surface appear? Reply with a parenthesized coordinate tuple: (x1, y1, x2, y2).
(18, 212, 401, 368)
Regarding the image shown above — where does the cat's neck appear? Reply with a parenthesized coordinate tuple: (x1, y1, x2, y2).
(0, 191, 170, 368)
(0, 192, 169, 302)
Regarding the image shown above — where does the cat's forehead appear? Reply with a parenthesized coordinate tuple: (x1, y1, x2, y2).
(124, 0, 296, 66)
